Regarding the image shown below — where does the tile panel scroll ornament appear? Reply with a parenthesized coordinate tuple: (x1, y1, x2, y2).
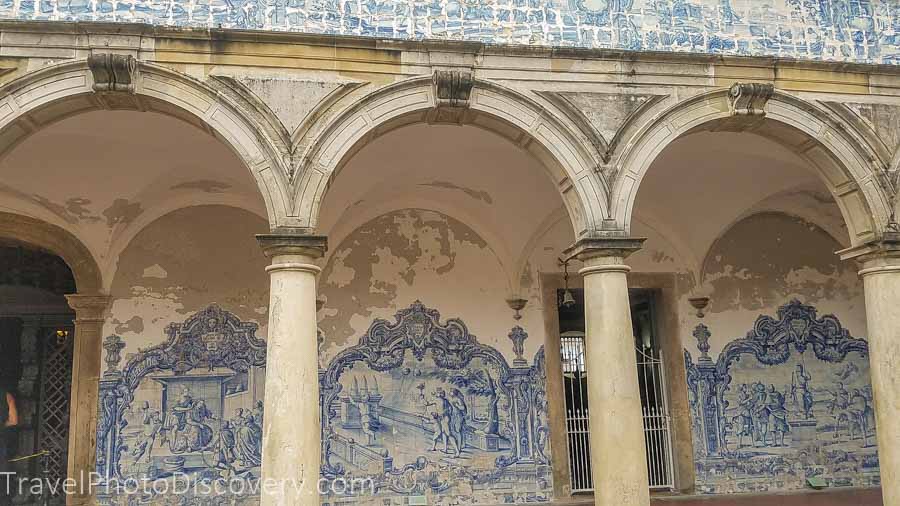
(684, 300, 880, 494)
(95, 304, 267, 504)
(319, 301, 552, 504)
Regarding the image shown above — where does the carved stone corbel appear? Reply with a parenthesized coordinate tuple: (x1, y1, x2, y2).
(87, 53, 138, 93)
(433, 69, 474, 107)
(430, 70, 474, 123)
(728, 82, 774, 117)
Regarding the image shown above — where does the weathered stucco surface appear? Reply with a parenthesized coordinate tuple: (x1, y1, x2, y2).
(93, 206, 270, 505)
(319, 208, 516, 358)
(704, 212, 860, 311)
(303, 115, 879, 499)
(694, 213, 866, 357)
(107, 205, 270, 341)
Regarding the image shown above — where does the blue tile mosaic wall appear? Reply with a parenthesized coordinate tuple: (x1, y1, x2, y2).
(95, 301, 551, 504)
(684, 300, 880, 495)
(96, 304, 268, 505)
(1, 0, 898, 64)
(320, 301, 551, 504)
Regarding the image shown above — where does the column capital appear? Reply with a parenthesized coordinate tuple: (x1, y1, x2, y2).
(837, 233, 900, 276)
(256, 232, 328, 259)
(64, 293, 111, 321)
(563, 237, 646, 263)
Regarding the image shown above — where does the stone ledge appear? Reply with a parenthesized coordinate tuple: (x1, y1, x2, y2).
(0, 20, 899, 78)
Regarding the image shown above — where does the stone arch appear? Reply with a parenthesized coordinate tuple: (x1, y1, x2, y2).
(0, 211, 102, 294)
(292, 75, 609, 236)
(0, 59, 293, 228)
(611, 89, 890, 247)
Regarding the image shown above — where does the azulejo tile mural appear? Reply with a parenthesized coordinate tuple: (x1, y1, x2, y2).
(1, 0, 898, 64)
(320, 301, 551, 505)
(96, 304, 267, 505)
(684, 300, 880, 495)
(95, 301, 550, 504)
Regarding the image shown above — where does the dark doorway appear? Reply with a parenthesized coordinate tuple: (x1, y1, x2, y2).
(0, 241, 76, 504)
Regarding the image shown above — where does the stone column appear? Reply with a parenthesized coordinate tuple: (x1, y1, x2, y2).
(565, 238, 650, 506)
(257, 233, 327, 506)
(63, 293, 111, 505)
(840, 234, 900, 506)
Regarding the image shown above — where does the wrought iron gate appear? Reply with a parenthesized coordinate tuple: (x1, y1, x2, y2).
(636, 346, 675, 490)
(36, 326, 74, 491)
(561, 334, 675, 492)
(561, 331, 592, 492)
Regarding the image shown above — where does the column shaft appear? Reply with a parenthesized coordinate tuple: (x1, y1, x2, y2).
(258, 234, 326, 506)
(860, 263, 900, 506)
(580, 255, 650, 506)
(64, 294, 110, 505)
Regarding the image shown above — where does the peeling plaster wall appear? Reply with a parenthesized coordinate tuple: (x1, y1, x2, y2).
(318, 202, 699, 503)
(530, 192, 875, 496)
(0, 109, 272, 504)
(7, 106, 872, 502)
(622, 128, 879, 496)
(628, 129, 867, 353)
(106, 205, 270, 340)
(73, 195, 879, 504)
(320, 207, 533, 361)
(316, 123, 564, 282)
(693, 212, 865, 357)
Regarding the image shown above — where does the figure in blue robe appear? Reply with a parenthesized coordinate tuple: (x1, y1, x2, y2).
(234, 408, 263, 467)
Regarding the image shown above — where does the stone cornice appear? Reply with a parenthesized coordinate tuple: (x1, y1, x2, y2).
(563, 237, 646, 262)
(0, 21, 899, 92)
(0, 21, 892, 73)
(257, 232, 328, 259)
(838, 233, 900, 264)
